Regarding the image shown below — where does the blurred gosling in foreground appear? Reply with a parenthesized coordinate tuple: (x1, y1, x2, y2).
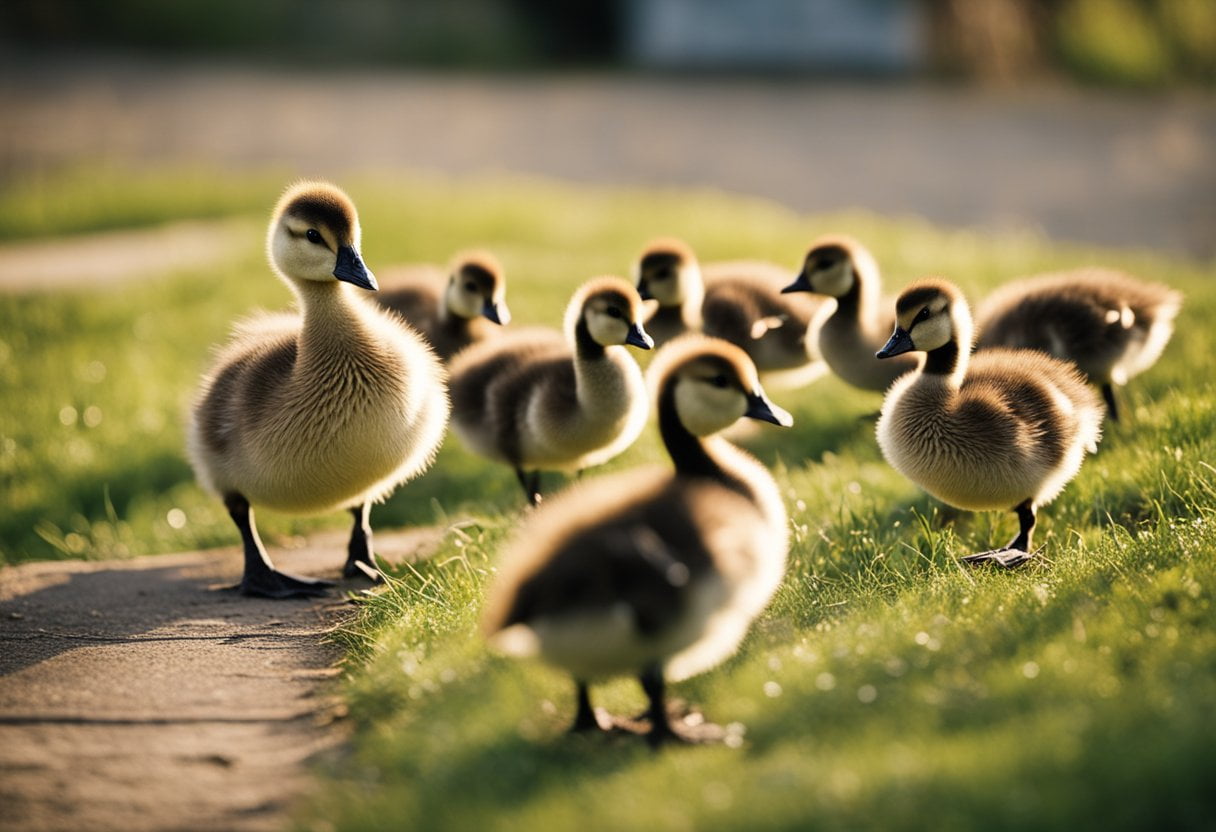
(782, 234, 918, 391)
(188, 181, 449, 598)
(975, 268, 1181, 422)
(483, 334, 792, 747)
(375, 250, 511, 361)
(448, 276, 652, 506)
(876, 278, 1102, 568)
(634, 238, 829, 389)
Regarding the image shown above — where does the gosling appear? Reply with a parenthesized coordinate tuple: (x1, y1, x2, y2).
(875, 278, 1103, 568)
(482, 334, 792, 747)
(975, 268, 1181, 421)
(375, 250, 511, 361)
(634, 238, 828, 388)
(781, 235, 918, 392)
(448, 276, 653, 506)
(187, 181, 449, 598)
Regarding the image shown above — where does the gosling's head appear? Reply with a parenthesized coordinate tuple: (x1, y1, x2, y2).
(650, 334, 793, 436)
(634, 238, 699, 308)
(783, 241, 853, 298)
(268, 181, 376, 291)
(877, 278, 971, 358)
(568, 276, 654, 350)
(445, 251, 511, 325)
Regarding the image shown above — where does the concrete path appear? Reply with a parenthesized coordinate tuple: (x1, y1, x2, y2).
(2, 56, 1214, 257)
(0, 527, 440, 832)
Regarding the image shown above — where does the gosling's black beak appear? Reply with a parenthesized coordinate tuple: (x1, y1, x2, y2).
(626, 322, 654, 350)
(637, 280, 654, 301)
(334, 246, 377, 291)
(745, 390, 794, 427)
(877, 327, 914, 359)
(780, 271, 811, 295)
(483, 299, 510, 326)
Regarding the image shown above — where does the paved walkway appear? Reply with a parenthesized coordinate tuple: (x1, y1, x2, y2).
(0, 528, 439, 832)
(2, 57, 1213, 257)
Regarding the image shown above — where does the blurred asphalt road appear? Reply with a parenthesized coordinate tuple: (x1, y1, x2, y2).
(3, 57, 1214, 257)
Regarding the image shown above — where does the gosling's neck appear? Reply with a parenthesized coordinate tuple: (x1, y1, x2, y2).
(919, 313, 973, 387)
(674, 264, 706, 329)
(823, 263, 879, 340)
(920, 340, 964, 385)
(573, 315, 606, 361)
(293, 279, 376, 359)
(437, 283, 470, 329)
(658, 387, 749, 497)
(914, 310, 972, 389)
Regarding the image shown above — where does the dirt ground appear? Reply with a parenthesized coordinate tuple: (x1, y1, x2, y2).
(0, 528, 440, 832)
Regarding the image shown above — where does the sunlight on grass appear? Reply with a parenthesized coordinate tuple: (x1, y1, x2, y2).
(2, 164, 1214, 830)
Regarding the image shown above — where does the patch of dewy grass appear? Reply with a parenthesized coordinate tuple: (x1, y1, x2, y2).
(3, 166, 1215, 827)
(309, 507, 1216, 831)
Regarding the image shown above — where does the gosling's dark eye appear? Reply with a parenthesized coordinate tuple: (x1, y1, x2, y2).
(305, 229, 324, 246)
(605, 306, 624, 319)
(464, 281, 478, 293)
(915, 306, 932, 322)
(710, 374, 730, 388)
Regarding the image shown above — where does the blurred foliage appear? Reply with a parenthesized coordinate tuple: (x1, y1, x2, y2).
(0, 0, 617, 68)
(1056, 0, 1216, 85)
(933, 0, 1216, 86)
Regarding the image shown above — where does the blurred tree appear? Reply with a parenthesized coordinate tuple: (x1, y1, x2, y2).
(927, 0, 1055, 83)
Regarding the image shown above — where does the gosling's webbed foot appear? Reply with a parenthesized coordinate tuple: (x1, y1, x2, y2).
(600, 700, 729, 748)
(569, 707, 611, 734)
(237, 569, 333, 599)
(644, 708, 729, 749)
(342, 556, 383, 582)
(959, 548, 1033, 569)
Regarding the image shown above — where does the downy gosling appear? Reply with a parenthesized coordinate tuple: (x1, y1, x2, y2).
(482, 334, 792, 747)
(782, 235, 918, 392)
(375, 250, 511, 361)
(448, 276, 653, 506)
(634, 238, 829, 389)
(975, 268, 1181, 422)
(876, 279, 1102, 568)
(188, 181, 449, 598)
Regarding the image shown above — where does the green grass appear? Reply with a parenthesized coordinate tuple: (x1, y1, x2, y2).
(2, 165, 1214, 830)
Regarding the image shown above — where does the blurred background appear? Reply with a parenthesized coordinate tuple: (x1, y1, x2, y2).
(4, 0, 1216, 81)
(0, 0, 1213, 254)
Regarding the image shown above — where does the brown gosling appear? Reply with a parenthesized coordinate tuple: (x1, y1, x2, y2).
(975, 268, 1181, 422)
(187, 181, 449, 598)
(876, 278, 1103, 568)
(781, 234, 919, 391)
(482, 334, 792, 747)
(448, 276, 653, 506)
(634, 237, 829, 389)
(374, 250, 511, 361)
